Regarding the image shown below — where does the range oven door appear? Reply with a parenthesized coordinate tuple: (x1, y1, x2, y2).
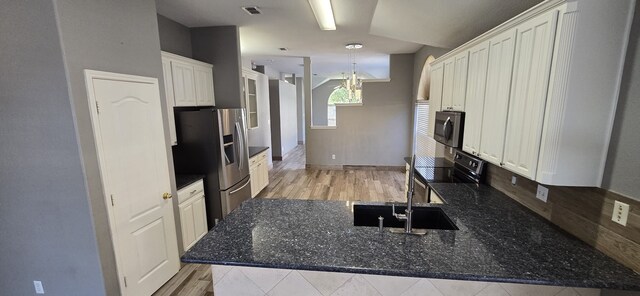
(433, 111, 464, 148)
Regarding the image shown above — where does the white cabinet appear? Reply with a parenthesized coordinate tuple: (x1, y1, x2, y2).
(502, 10, 558, 179)
(478, 29, 517, 166)
(428, 0, 634, 186)
(194, 64, 215, 106)
(427, 62, 444, 138)
(171, 60, 197, 107)
(242, 69, 259, 129)
(249, 150, 269, 197)
(462, 41, 490, 156)
(161, 57, 177, 146)
(441, 52, 469, 111)
(451, 51, 469, 111)
(177, 180, 207, 251)
(161, 51, 215, 108)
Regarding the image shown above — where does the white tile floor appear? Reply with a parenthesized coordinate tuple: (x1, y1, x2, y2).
(211, 265, 601, 296)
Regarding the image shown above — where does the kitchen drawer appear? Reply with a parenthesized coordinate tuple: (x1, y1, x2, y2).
(177, 179, 204, 204)
(249, 156, 258, 167)
(258, 151, 267, 160)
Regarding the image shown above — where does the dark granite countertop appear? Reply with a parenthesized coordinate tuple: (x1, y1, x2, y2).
(181, 186, 640, 290)
(175, 174, 204, 190)
(249, 146, 269, 158)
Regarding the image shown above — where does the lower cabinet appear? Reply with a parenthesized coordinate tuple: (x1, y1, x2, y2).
(250, 151, 269, 197)
(178, 179, 207, 252)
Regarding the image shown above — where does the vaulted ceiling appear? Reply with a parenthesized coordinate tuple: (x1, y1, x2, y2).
(156, 0, 543, 79)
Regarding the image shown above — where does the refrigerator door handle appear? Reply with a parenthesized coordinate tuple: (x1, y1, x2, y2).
(229, 178, 250, 195)
(235, 122, 243, 170)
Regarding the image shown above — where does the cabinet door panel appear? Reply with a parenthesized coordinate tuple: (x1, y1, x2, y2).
(427, 63, 444, 138)
(441, 59, 455, 110)
(462, 42, 489, 155)
(172, 61, 197, 107)
(194, 65, 215, 106)
(479, 29, 517, 165)
(161, 57, 177, 145)
(452, 52, 469, 111)
(179, 203, 196, 250)
(503, 10, 558, 178)
(193, 196, 207, 239)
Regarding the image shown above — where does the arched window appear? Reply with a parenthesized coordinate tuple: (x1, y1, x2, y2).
(327, 86, 363, 126)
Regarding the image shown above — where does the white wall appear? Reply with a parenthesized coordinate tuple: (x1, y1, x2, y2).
(306, 54, 414, 166)
(296, 77, 305, 143)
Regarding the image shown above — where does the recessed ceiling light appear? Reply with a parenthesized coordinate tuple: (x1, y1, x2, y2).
(298, 64, 304, 67)
(279, 48, 288, 51)
(242, 6, 262, 15)
(345, 43, 363, 50)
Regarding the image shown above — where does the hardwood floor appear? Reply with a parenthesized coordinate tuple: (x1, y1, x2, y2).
(153, 145, 405, 295)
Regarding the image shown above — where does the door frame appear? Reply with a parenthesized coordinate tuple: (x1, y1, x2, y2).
(84, 69, 167, 295)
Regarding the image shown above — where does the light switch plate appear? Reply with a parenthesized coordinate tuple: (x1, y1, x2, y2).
(331, 154, 336, 160)
(612, 201, 629, 226)
(536, 185, 548, 202)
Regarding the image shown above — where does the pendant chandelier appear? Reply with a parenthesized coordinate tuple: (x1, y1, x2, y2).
(343, 43, 363, 100)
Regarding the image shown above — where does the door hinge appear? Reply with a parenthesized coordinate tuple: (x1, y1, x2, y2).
(95, 101, 100, 114)
(110, 194, 115, 206)
(123, 276, 127, 287)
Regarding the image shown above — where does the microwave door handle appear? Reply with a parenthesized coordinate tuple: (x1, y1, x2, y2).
(443, 117, 452, 141)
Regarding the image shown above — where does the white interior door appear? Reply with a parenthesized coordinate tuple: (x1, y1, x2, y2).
(85, 70, 179, 296)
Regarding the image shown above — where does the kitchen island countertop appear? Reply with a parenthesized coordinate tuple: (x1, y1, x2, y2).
(182, 184, 640, 291)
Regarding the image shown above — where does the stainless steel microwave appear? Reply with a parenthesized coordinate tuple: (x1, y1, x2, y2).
(434, 111, 465, 148)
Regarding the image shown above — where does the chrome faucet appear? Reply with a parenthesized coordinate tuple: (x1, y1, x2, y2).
(392, 155, 426, 235)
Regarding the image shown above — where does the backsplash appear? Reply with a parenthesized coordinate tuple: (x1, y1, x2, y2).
(487, 163, 640, 273)
(443, 148, 640, 273)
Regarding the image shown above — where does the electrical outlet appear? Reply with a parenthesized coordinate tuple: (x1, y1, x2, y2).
(536, 185, 549, 202)
(331, 154, 336, 160)
(34, 281, 44, 294)
(449, 147, 453, 154)
(612, 201, 629, 226)
(511, 176, 517, 186)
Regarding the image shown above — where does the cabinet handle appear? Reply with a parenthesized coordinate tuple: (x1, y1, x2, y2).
(190, 189, 197, 195)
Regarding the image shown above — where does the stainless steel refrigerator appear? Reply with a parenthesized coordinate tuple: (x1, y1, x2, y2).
(173, 108, 251, 228)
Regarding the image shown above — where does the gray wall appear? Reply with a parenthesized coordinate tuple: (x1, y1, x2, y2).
(246, 71, 273, 166)
(602, 5, 640, 201)
(269, 80, 298, 157)
(0, 0, 173, 294)
(0, 1, 107, 295)
(312, 79, 343, 126)
(296, 77, 305, 143)
(306, 54, 414, 166)
(191, 26, 244, 108)
(157, 14, 192, 58)
(55, 1, 172, 294)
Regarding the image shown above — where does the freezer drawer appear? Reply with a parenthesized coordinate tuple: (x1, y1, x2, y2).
(220, 176, 251, 218)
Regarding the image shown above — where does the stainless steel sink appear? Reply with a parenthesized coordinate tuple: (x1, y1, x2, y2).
(353, 204, 458, 230)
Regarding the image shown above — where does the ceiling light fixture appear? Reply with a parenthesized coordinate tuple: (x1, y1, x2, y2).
(308, 0, 336, 30)
(342, 43, 364, 101)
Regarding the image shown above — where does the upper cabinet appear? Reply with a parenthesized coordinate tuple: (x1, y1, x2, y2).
(242, 69, 259, 129)
(194, 64, 215, 106)
(441, 51, 469, 111)
(430, 0, 635, 186)
(462, 41, 490, 156)
(478, 29, 517, 166)
(502, 10, 558, 179)
(161, 57, 177, 146)
(161, 51, 216, 145)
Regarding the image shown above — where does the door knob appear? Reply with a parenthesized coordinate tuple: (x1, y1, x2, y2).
(163, 192, 173, 200)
